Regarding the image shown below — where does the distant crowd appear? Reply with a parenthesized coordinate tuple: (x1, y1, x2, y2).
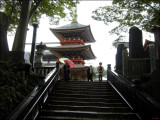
(63, 62, 104, 82)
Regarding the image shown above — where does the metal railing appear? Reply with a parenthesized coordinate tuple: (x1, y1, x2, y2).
(107, 66, 160, 120)
(7, 67, 59, 120)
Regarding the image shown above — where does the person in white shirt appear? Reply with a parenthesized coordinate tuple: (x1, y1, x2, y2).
(97, 62, 104, 81)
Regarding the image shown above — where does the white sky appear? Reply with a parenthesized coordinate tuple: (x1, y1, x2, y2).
(7, 1, 154, 69)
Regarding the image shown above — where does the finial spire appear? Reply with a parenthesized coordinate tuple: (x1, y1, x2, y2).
(70, 1, 78, 22)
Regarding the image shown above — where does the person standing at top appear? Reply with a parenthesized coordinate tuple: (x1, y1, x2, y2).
(97, 62, 104, 81)
(87, 65, 93, 81)
(64, 64, 71, 82)
(63, 64, 67, 81)
(66, 64, 71, 81)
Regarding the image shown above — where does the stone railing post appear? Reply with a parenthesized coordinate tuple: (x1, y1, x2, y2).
(107, 64, 111, 82)
(151, 26, 160, 59)
(149, 44, 156, 73)
(122, 47, 128, 76)
(107, 64, 111, 70)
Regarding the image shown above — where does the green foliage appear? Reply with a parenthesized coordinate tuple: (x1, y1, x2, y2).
(0, 0, 78, 34)
(0, 61, 38, 119)
(92, 0, 160, 42)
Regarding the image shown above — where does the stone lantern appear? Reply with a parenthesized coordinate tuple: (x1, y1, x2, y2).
(34, 42, 46, 67)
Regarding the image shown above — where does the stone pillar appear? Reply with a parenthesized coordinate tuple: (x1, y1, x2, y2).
(129, 26, 144, 58)
(151, 68, 160, 101)
(30, 24, 39, 70)
(115, 44, 124, 74)
(150, 26, 160, 59)
(122, 47, 128, 76)
(149, 44, 156, 73)
(150, 27, 160, 101)
(0, 12, 9, 61)
(35, 42, 46, 67)
(107, 64, 111, 82)
(56, 62, 60, 70)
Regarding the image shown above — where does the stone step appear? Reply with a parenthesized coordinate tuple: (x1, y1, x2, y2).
(50, 93, 121, 99)
(37, 80, 140, 120)
(46, 100, 128, 107)
(39, 110, 139, 120)
(38, 116, 136, 120)
(42, 104, 131, 113)
(57, 83, 109, 86)
(57, 84, 109, 87)
(53, 90, 116, 95)
(55, 87, 112, 92)
(48, 97, 123, 103)
(57, 80, 108, 84)
(56, 85, 109, 88)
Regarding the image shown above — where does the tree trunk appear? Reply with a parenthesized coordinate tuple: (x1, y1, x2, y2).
(0, 12, 9, 61)
(12, 0, 33, 52)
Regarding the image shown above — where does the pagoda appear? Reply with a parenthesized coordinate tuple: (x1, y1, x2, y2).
(47, 21, 96, 80)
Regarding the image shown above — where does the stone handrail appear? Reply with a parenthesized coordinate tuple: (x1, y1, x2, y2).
(107, 65, 160, 120)
(7, 67, 59, 120)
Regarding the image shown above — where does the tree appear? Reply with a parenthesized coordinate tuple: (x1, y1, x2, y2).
(0, 0, 78, 52)
(92, 0, 160, 43)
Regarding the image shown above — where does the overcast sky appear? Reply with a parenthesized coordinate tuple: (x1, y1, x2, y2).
(7, 1, 154, 69)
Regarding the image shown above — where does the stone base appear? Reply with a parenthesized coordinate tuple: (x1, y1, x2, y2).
(151, 69, 160, 102)
(35, 62, 43, 68)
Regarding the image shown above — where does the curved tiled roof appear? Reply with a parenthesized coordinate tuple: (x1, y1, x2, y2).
(47, 45, 96, 60)
(50, 21, 96, 43)
(52, 21, 88, 30)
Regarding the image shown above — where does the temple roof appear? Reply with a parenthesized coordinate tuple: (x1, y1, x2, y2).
(50, 21, 96, 43)
(143, 39, 154, 51)
(52, 21, 87, 30)
(47, 45, 96, 60)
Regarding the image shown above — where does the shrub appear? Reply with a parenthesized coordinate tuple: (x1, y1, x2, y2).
(0, 61, 38, 119)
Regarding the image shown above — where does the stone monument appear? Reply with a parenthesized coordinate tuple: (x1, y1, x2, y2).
(129, 26, 144, 58)
(35, 42, 46, 67)
(115, 44, 124, 74)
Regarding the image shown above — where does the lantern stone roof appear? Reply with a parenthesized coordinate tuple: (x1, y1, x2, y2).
(47, 45, 96, 60)
(42, 54, 58, 61)
(50, 21, 96, 43)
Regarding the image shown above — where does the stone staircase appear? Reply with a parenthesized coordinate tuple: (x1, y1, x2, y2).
(37, 80, 140, 120)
